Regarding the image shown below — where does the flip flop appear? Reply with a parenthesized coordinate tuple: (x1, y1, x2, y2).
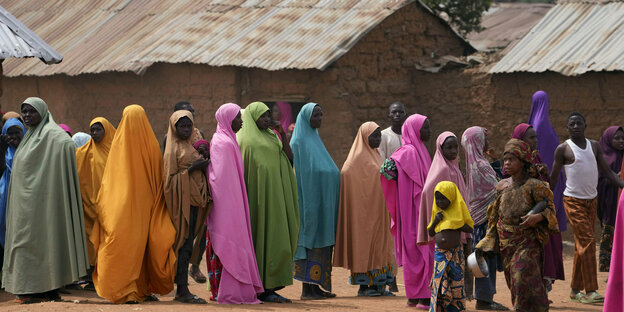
(319, 290, 337, 298)
(174, 295, 207, 304)
(15, 297, 46, 305)
(570, 292, 585, 303)
(189, 269, 207, 284)
(260, 293, 291, 303)
(580, 292, 604, 304)
(144, 294, 159, 302)
(380, 289, 396, 297)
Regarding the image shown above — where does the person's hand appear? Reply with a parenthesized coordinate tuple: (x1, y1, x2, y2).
(0, 135, 10, 151)
(270, 120, 285, 135)
(189, 158, 210, 173)
(520, 213, 544, 228)
(434, 211, 444, 223)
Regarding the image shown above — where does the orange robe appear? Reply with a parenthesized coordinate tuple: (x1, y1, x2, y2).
(92, 105, 176, 303)
(75, 117, 116, 265)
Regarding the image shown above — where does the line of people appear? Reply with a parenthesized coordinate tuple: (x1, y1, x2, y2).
(0, 91, 621, 311)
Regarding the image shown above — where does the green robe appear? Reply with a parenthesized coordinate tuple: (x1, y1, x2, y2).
(237, 101, 299, 289)
(2, 97, 89, 294)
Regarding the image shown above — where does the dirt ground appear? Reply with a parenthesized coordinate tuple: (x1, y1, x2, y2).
(0, 223, 608, 312)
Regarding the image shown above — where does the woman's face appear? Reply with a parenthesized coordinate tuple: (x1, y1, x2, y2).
(522, 127, 538, 150)
(231, 112, 243, 133)
(434, 191, 450, 210)
(90, 122, 105, 143)
(420, 119, 431, 142)
(272, 105, 282, 121)
(441, 136, 459, 161)
(21, 104, 41, 127)
(503, 153, 524, 176)
(368, 128, 382, 148)
(175, 117, 193, 140)
(612, 129, 624, 151)
(309, 106, 323, 129)
(6, 126, 23, 148)
(255, 111, 271, 130)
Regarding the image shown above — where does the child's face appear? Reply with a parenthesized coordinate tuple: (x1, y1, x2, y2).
(435, 191, 450, 210)
(197, 144, 210, 159)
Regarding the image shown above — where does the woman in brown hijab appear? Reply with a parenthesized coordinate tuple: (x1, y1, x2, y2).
(334, 122, 395, 297)
(163, 110, 210, 304)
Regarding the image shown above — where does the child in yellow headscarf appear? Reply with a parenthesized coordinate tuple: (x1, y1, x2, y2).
(427, 181, 474, 311)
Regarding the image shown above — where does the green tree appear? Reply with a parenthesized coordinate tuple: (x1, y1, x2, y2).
(422, 0, 492, 35)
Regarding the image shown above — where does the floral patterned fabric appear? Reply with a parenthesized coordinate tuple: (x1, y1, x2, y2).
(430, 244, 466, 312)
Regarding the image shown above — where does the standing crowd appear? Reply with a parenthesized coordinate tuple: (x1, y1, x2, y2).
(0, 91, 622, 311)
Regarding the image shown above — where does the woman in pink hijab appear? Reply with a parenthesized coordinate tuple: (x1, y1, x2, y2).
(380, 114, 432, 309)
(206, 103, 264, 304)
(272, 102, 293, 131)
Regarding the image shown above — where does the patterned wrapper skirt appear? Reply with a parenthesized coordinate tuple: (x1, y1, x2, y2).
(294, 246, 333, 291)
(430, 244, 466, 312)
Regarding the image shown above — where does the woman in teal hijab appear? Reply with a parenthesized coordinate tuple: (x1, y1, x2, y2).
(0, 118, 26, 250)
(237, 101, 299, 303)
(3, 97, 88, 303)
(291, 103, 340, 299)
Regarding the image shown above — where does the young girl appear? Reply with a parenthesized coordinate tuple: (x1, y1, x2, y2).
(476, 139, 559, 311)
(428, 181, 473, 312)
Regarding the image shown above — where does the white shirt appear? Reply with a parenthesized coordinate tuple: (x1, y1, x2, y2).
(379, 127, 402, 160)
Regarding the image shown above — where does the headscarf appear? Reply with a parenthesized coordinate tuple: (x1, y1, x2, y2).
(193, 139, 209, 150)
(597, 126, 624, 226)
(418, 131, 468, 244)
(504, 138, 536, 164)
(0, 118, 26, 246)
(599, 126, 623, 173)
(428, 181, 474, 233)
(236, 101, 299, 290)
(512, 123, 531, 140)
(4, 97, 88, 294)
(207, 103, 263, 303)
(461, 126, 498, 226)
(528, 90, 566, 230)
(290, 103, 340, 251)
(335, 121, 394, 273)
(1, 111, 20, 123)
(58, 123, 72, 135)
(163, 110, 208, 255)
(75, 117, 116, 265)
(275, 101, 293, 131)
(92, 104, 176, 303)
(393, 114, 432, 187)
(72, 132, 91, 148)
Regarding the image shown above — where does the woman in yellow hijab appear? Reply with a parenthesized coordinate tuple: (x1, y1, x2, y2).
(92, 105, 176, 303)
(76, 118, 116, 276)
(427, 181, 473, 312)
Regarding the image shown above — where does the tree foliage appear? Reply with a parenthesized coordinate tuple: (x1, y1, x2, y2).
(422, 0, 492, 36)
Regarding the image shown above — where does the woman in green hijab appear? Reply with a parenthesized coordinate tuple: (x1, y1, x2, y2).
(237, 101, 299, 303)
(3, 97, 89, 303)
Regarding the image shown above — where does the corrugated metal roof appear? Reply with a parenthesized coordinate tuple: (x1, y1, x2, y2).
(0, 0, 470, 77)
(467, 3, 553, 51)
(0, 4, 62, 64)
(489, 1, 624, 76)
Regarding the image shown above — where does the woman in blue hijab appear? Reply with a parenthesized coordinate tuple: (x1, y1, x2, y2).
(0, 118, 26, 259)
(291, 103, 340, 300)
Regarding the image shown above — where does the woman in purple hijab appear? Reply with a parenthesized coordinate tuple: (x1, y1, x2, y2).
(528, 91, 566, 233)
(597, 126, 624, 272)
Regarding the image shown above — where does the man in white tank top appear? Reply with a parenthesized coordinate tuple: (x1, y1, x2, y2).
(550, 112, 624, 304)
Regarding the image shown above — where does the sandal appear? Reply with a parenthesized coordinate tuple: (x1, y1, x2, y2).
(144, 294, 159, 302)
(476, 300, 510, 310)
(260, 292, 291, 303)
(580, 292, 604, 304)
(319, 290, 336, 298)
(570, 291, 585, 303)
(174, 295, 207, 304)
(15, 297, 46, 304)
(189, 268, 207, 284)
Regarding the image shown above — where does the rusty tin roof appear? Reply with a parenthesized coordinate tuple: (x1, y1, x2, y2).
(489, 1, 624, 76)
(0, 0, 470, 77)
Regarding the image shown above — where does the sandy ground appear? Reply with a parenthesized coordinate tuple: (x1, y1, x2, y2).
(0, 224, 609, 312)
